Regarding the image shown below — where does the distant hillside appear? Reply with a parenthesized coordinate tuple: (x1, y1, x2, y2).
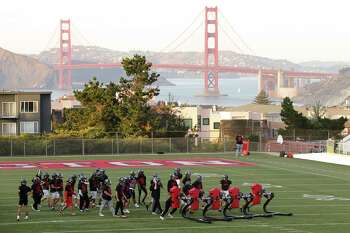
(299, 61, 350, 73)
(33, 46, 311, 72)
(294, 68, 350, 106)
(0, 47, 55, 89)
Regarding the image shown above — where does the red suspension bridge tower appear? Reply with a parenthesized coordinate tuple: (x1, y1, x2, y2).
(204, 6, 219, 95)
(58, 19, 72, 89)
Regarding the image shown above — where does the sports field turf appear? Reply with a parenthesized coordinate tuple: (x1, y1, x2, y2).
(1, 152, 350, 233)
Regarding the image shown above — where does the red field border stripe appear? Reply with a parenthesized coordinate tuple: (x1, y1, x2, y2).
(0, 158, 255, 170)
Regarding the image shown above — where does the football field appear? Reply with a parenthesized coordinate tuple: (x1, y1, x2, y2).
(1, 153, 350, 233)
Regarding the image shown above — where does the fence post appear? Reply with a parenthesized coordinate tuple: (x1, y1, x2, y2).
(140, 138, 143, 154)
(23, 140, 26, 157)
(116, 133, 119, 155)
(111, 138, 114, 155)
(259, 132, 262, 152)
(223, 137, 226, 153)
(53, 140, 56, 156)
(169, 138, 172, 153)
(293, 129, 296, 141)
(82, 138, 85, 156)
(45, 140, 48, 157)
(151, 132, 154, 154)
(10, 138, 13, 157)
(186, 136, 189, 153)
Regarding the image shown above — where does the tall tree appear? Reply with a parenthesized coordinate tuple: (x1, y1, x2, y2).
(280, 97, 309, 129)
(253, 90, 271, 105)
(56, 55, 186, 138)
(280, 97, 347, 132)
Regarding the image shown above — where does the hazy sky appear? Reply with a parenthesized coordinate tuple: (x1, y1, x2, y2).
(1, 0, 349, 63)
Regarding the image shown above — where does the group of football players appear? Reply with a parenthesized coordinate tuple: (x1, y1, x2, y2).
(17, 168, 232, 221)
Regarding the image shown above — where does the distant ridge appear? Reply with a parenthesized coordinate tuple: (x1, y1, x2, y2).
(0, 47, 55, 89)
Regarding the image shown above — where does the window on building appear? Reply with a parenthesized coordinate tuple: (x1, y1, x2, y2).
(202, 118, 209, 125)
(2, 123, 16, 136)
(197, 115, 201, 130)
(213, 122, 220, 129)
(183, 119, 193, 129)
(2, 102, 16, 117)
(20, 101, 38, 113)
(20, 121, 39, 134)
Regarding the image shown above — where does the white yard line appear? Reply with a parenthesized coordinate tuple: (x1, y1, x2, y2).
(0, 212, 349, 226)
(40, 222, 350, 233)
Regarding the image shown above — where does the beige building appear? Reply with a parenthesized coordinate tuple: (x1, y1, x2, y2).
(51, 95, 81, 110)
(176, 103, 350, 139)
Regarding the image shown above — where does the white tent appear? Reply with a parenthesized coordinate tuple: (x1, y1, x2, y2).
(339, 134, 350, 154)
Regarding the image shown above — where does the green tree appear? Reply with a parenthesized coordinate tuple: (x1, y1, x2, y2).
(280, 97, 310, 129)
(56, 55, 186, 138)
(280, 97, 347, 135)
(253, 90, 271, 105)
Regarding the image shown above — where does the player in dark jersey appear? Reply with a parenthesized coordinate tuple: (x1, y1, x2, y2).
(129, 171, 138, 208)
(220, 174, 232, 191)
(220, 174, 232, 210)
(17, 179, 31, 221)
(96, 169, 108, 206)
(31, 176, 43, 211)
(122, 176, 131, 214)
(57, 173, 64, 207)
(89, 172, 99, 208)
(192, 175, 203, 190)
(182, 171, 191, 185)
(99, 179, 114, 217)
(49, 173, 60, 210)
(167, 174, 178, 192)
(174, 168, 183, 186)
(70, 174, 78, 208)
(115, 177, 127, 218)
(150, 174, 163, 214)
(78, 175, 90, 212)
(136, 169, 148, 205)
(160, 174, 180, 220)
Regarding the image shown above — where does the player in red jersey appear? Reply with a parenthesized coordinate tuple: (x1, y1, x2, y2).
(60, 177, 76, 216)
(160, 174, 179, 220)
(41, 173, 50, 207)
(31, 176, 43, 211)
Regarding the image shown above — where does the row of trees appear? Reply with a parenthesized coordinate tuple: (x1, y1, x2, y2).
(55, 55, 187, 138)
(280, 97, 347, 132)
(253, 90, 347, 134)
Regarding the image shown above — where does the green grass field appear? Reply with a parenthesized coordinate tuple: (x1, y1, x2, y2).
(1, 152, 350, 233)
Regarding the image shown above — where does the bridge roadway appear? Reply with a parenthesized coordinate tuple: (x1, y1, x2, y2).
(54, 63, 336, 79)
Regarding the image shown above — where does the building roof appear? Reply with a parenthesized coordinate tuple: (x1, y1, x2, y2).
(218, 103, 307, 115)
(0, 90, 52, 95)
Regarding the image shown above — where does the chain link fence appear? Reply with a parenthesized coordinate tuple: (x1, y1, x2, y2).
(0, 129, 339, 157)
(0, 136, 328, 157)
(0, 137, 263, 157)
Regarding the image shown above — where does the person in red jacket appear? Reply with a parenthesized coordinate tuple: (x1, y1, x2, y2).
(188, 186, 200, 211)
(208, 187, 221, 210)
